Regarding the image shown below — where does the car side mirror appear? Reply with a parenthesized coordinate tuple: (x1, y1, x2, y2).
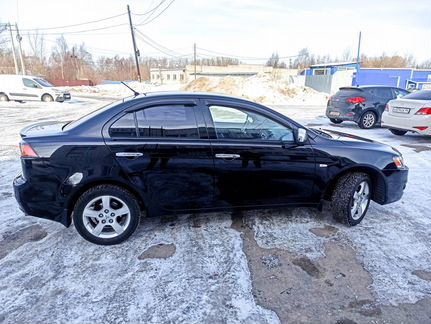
(296, 128, 308, 145)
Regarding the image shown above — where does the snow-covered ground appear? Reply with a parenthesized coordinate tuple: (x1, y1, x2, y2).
(0, 96, 430, 323)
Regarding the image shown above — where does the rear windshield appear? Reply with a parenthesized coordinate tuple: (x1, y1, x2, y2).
(402, 90, 431, 100)
(335, 88, 363, 97)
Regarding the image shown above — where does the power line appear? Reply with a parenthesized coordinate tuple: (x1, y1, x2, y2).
(197, 46, 304, 61)
(134, 29, 191, 58)
(133, 0, 166, 16)
(20, 23, 128, 36)
(136, 0, 176, 26)
(19, 12, 127, 32)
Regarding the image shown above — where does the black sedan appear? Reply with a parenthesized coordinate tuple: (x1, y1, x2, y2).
(14, 92, 408, 245)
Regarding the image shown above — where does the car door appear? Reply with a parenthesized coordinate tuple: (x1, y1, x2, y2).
(16, 78, 42, 101)
(103, 98, 215, 214)
(202, 98, 317, 208)
(368, 87, 394, 118)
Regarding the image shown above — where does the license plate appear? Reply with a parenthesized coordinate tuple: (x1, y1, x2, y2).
(329, 111, 340, 116)
(393, 107, 410, 114)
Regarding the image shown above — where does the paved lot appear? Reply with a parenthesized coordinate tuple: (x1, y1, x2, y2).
(0, 99, 430, 324)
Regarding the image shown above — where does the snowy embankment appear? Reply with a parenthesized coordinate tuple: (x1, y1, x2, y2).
(63, 74, 329, 106)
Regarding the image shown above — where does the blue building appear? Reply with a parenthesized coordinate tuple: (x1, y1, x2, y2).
(353, 68, 431, 90)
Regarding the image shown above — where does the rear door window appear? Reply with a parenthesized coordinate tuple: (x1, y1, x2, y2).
(393, 89, 410, 99)
(136, 105, 199, 138)
(109, 112, 137, 138)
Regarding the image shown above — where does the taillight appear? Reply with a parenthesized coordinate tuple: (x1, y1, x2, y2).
(413, 126, 429, 131)
(20, 143, 38, 157)
(346, 97, 365, 104)
(415, 107, 431, 115)
(385, 104, 389, 112)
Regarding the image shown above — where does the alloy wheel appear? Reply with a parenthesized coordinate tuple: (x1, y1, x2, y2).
(350, 181, 370, 220)
(82, 195, 131, 238)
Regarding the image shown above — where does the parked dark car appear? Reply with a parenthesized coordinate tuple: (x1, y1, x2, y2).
(14, 92, 408, 245)
(326, 86, 410, 128)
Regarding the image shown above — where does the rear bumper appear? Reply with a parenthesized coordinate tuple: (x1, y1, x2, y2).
(381, 168, 408, 205)
(381, 112, 431, 135)
(326, 105, 356, 121)
(13, 173, 70, 227)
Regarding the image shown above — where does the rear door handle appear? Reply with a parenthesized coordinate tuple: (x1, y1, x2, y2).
(116, 152, 143, 157)
(215, 153, 240, 159)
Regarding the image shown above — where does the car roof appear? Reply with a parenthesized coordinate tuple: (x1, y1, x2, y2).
(127, 91, 255, 104)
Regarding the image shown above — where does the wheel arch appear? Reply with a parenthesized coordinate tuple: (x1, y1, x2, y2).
(66, 179, 147, 221)
(41, 93, 53, 101)
(322, 165, 387, 204)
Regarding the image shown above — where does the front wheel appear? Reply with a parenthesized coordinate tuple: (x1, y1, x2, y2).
(329, 118, 343, 124)
(358, 111, 377, 129)
(331, 172, 371, 226)
(389, 129, 407, 136)
(0, 93, 9, 102)
(73, 185, 141, 245)
(42, 94, 54, 102)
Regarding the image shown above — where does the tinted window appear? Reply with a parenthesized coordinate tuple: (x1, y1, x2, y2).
(402, 90, 431, 100)
(109, 113, 137, 138)
(35, 78, 53, 87)
(136, 105, 199, 138)
(367, 88, 393, 99)
(22, 78, 40, 88)
(209, 105, 293, 141)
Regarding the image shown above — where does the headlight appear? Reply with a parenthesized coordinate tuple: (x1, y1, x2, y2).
(393, 156, 404, 169)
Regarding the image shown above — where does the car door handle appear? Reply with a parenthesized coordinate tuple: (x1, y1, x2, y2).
(116, 152, 143, 157)
(215, 153, 240, 159)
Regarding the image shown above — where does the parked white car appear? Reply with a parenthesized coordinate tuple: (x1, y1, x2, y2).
(382, 90, 431, 136)
(0, 74, 71, 103)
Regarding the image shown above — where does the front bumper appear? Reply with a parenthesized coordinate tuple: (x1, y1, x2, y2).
(381, 168, 408, 205)
(13, 173, 70, 227)
(381, 112, 431, 135)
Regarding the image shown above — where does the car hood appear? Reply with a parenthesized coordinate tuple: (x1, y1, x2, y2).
(316, 128, 401, 155)
(52, 87, 70, 93)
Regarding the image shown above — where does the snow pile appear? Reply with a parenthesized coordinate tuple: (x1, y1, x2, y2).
(64, 82, 182, 99)
(182, 74, 329, 105)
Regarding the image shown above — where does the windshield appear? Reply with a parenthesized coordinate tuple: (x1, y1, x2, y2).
(35, 78, 54, 87)
(402, 90, 431, 100)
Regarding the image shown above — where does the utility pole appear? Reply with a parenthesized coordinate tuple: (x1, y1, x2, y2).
(15, 23, 25, 75)
(127, 5, 141, 82)
(355, 31, 362, 86)
(193, 43, 196, 80)
(71, 46, 78, 80)
(8, 23, 19, 74)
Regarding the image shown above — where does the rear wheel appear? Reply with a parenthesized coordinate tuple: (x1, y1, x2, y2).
(0, 93, 9, 102)
(331, 172, 371, 226)
(42, 94, 54, 102)
(329, 118, 343, 124)
(73, 185, 141, 245)
(359, 111, 377, 129)
(389, 129, 407, 136)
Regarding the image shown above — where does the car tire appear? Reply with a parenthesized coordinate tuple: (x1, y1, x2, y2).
(329, 118, 343, 124)
(42, 94, 54, 102)
(358, 111, 377, 129)
(73, 184, 141, 245)
(331, 172, 371, 226)
(0, 93, 9, 102)
(389, 129, 407, 136)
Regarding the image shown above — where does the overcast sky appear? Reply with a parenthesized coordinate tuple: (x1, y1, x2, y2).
(0, 0, 430, 64)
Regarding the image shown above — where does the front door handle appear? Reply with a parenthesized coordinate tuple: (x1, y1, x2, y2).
(215, 153, 240, 159)
(116, 152, 143, 157)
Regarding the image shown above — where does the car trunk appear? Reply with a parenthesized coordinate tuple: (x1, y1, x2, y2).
(329, 88, 364, 108)
(388, 99, 429, 118)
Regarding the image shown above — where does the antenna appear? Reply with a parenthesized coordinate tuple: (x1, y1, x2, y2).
(120, 81, 143, 97)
